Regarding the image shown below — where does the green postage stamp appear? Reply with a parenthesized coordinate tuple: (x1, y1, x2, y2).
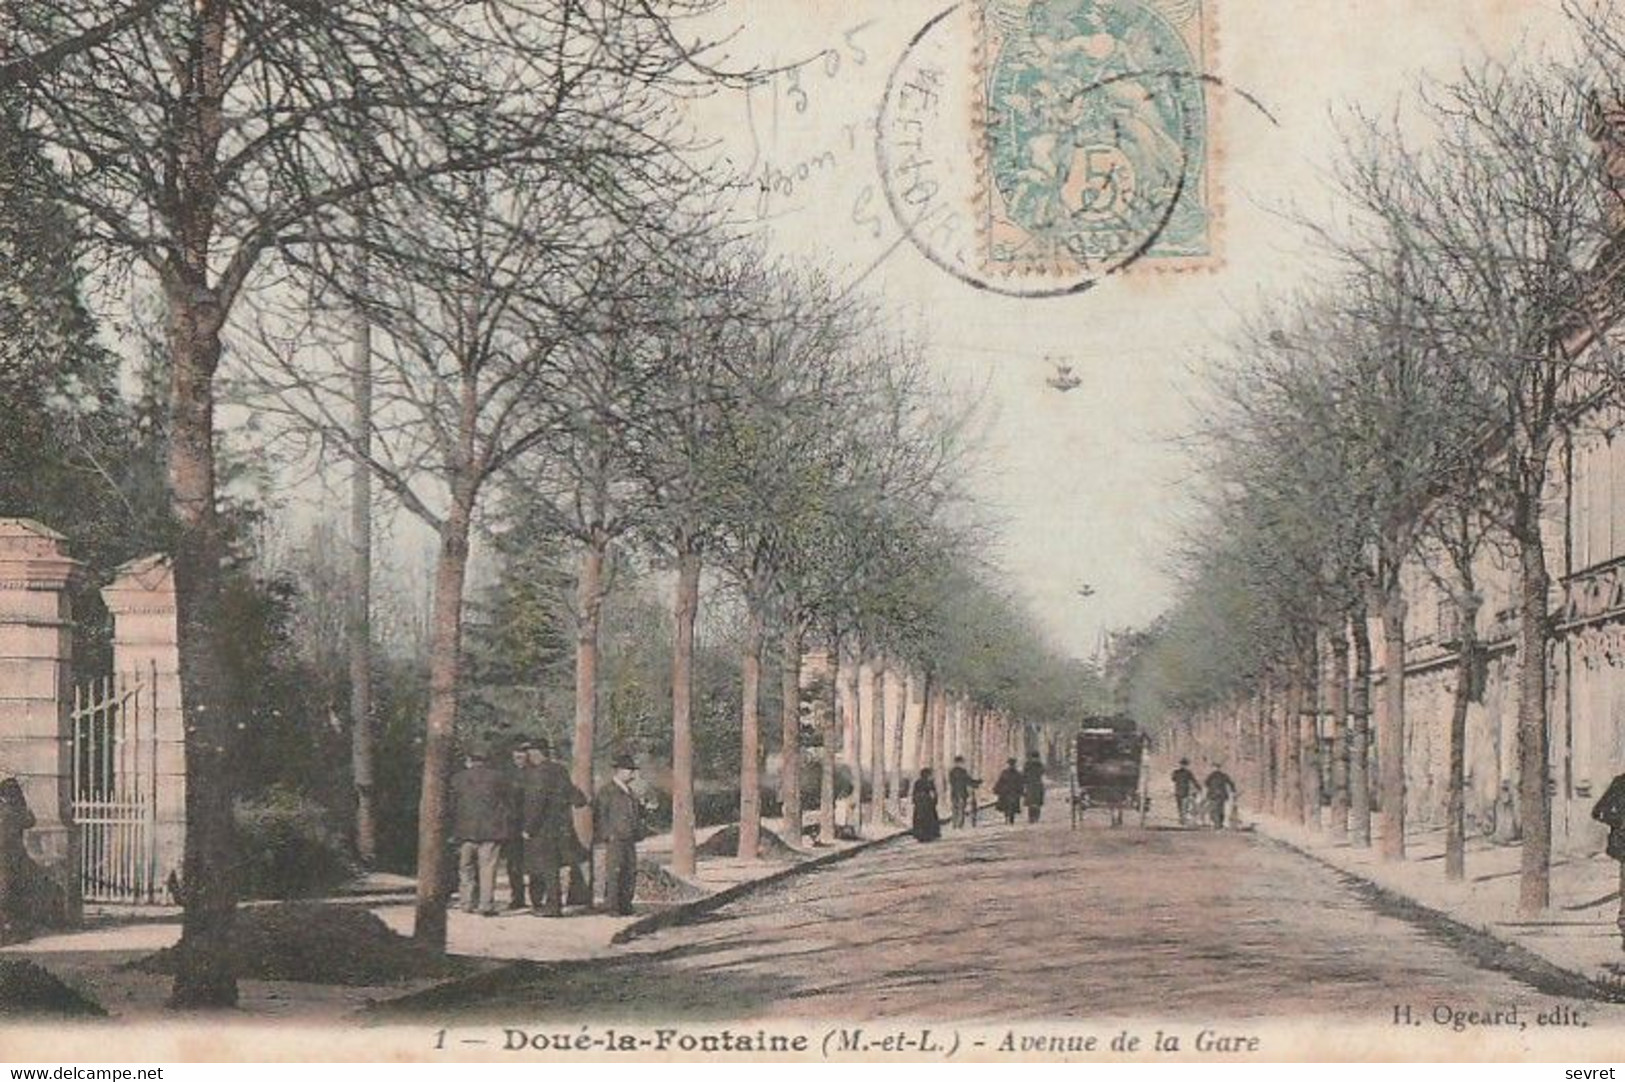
(976, 0, 1219, 279)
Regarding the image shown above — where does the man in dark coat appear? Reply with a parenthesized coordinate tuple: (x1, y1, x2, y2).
(1023, 751, 1046, 823)
(994, 758, 1024, 824)
(947, 756, 981, 829)
(1171, 758, 1201, 825)
(504, 743, 532, 909)
(1204, 764, 1238, 830)
(593, 753, 645, 915)
(450, 749, 511, 916)
(1590, 770, 1625, 949)
(521, 739, 589, 917)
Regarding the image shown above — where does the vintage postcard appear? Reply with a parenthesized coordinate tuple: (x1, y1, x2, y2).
(4, 0, 1625, 1066)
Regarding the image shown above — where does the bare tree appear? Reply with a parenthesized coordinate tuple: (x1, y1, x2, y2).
(709, 266, 874, 857)
(5, 0, 734, 1002)
(245, 165, 697, 948)
(625, 248, 761, 877)
(1354, 62, 1616, 910)
(0, 1, 163, 88)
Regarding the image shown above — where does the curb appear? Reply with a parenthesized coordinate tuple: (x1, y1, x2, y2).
(368, 824, 917, 1017)
(609, 826, 913, 945)
(1255, 826, 1625, 1004)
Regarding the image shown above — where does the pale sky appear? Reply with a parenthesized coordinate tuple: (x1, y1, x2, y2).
(689, 0, 1577, 659)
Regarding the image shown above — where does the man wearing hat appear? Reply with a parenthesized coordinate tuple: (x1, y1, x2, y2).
(1171, 757, 1201, 826)
(520, 738, 589, 917)
(450, 748, 511, 916)
(994, 758, 1024, 824)
(503, 742, 535, 909)
(593, 753, 645, 916)
(1023, 750, 1047, 823)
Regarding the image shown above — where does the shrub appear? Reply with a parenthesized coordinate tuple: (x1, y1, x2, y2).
(135, 903, 461, 985)
(0, 960, 105, 1017)
(235, 787, 359, 900)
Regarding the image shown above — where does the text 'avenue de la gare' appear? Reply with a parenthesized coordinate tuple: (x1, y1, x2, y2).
(474, 1026, 1266, 1057)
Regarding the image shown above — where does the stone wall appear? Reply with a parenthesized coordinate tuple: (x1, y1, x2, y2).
(0, 519, 81, 927)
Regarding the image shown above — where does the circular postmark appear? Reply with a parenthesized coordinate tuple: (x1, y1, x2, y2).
(873, 0, 1253, 299)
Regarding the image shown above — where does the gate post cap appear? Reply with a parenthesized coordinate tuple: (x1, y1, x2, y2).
(0, 520, 81, 590)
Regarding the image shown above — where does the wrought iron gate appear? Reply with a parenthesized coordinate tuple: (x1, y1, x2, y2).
(71, 665, 162, 903)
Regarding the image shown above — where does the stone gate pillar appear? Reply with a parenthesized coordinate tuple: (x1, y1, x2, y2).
(101, 554, 186, 888)
(0, 519, 82, 924)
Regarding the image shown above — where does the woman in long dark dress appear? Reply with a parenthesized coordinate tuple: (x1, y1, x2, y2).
(911, 768, 942, 842)
(0, 777, 35, 941)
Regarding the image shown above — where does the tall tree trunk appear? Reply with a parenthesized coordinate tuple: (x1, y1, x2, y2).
(846, 645, 862, 834)
(1514, 487, 1552, 914)
(1350, 598, 1374, 847)
(572, 537, 606, 847)
(670, 543, 701, 877)
(160, 1, 238, 1007)
(820, 631, 838, 845)
(163, 284, 239, 1007)
(1446, 590, 1481, 882)
(349, 291, 376, 868)
(737, 598, 765, 860)
(929, 682, 942, 776)
(907, 671, 930, 817)
(1378, 572, 1408, 861)
(779, 622, 802, 845)
(868, 657, 885, 829)
(837, 641, 859, 832)
(1260, 674, 1276, 814)
(1301, 638, 1322, 827)
(1251, 683, 1267, 805)
(971, 710, 985, 781)
(411, 500, 472, 951)
(1327, 624, 1350, 841)
(890, 668, 907, 820)
(1285, 664, 1305, 824)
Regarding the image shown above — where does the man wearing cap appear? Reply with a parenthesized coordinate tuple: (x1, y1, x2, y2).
(947, 756, 980, 829)
(594, 754, 645, 916)
(521, 738, 590, 917)
(450, 748, 511, 916)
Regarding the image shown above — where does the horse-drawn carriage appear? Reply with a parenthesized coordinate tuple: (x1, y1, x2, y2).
(1070, 715, 1150, 828)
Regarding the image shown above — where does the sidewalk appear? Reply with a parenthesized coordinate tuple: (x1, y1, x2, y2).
(0, 815, 906, 1018)
(1250, 811, 1625, 996)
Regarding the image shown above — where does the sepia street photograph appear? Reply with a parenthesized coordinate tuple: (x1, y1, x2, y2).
(4, 0, 1625, 1065)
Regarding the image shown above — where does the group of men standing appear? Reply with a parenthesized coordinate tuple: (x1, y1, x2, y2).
(449, 739, 646, 918)
(1170, 758, 1237, 829)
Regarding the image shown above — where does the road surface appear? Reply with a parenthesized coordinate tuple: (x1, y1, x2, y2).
(403, 811, 1625, 1023)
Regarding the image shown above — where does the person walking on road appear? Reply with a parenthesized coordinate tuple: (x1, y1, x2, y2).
(1589, 769, 1625, 950)
(948, 756, 981, 829)
(593, 753, 646, 916)
(994, 758, 1024, 824)
(911, 767, 942, 842)
(1203, 764, 1237, 830)
(1023, 751, 1046, 823)
(451, 748, 511, 916)
(1171, 758, 1201, 826)
(521, 738, 589, 917)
